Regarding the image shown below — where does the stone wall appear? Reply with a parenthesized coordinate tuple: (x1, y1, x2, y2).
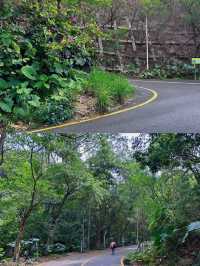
(94, 2, 200, 72)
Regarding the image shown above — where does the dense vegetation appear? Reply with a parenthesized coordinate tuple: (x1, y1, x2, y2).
(1, 0, 200, 129)
(0, 133, 200, 265)
(86, 68, 134, 112)
(125, 134, 200, 266)
(0, 0, 134, 129)
(0, 0, 95, 127)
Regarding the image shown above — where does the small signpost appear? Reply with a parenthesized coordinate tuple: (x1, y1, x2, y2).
(192, 58, 200, 80)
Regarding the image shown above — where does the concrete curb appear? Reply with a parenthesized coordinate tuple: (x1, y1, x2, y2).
(28, 87, 158, 133)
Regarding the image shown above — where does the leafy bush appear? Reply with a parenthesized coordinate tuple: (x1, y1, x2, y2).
(46, 243, 66, 254)
(139, 61, 196, 80)
(0, 247, 5, 259)
(125, 248, 157, 266)
(86, 68, 134, 112)
(0, 0, 97, 126)
(32, 98, 74, 125)
(127, 63, 141, 76)
(139, 65, 168, 80)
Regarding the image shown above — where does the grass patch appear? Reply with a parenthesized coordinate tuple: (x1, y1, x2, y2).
(86, 68, 134, 113)
(124, 248, 156, 266)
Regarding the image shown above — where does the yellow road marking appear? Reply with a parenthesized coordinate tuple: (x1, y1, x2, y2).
(28, 87, 158, 133)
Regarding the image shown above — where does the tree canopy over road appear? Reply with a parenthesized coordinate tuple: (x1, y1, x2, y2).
(0, 133, 200, 265)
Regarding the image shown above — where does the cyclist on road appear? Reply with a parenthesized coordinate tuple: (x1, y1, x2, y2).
(110, 241, 117, 255)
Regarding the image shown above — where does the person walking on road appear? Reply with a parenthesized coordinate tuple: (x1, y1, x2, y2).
(110, 241, 117, 255)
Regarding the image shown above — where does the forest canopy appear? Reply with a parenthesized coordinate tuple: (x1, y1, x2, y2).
(0, 133, 200, 265)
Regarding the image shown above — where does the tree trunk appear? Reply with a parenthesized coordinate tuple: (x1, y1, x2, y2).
(57, 0, 61, 10)
(13, 217, 27, 262)
(103, 231, 107, 249)
(145, 15, 149, 70)
(136, 208, 139, 246)
(0, 124, 6, 166)
(82, 218, 85, 252)
(46, 224, 56, 248)
(46, 192, 70, 248)
(96, 224, 101, 249)
(0, 0, 4, 9)
(87, 207, 91, 250)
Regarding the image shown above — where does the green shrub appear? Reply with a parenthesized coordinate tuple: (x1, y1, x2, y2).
(125, 248, 156, 265)
(110, 74, 133, 104)
(0, 247, 4, 259)
(96, 89, 111, 113)
(31, 78, 82, 125)
(86, 68, 134, 112)
(0, 1, 97, 126)
(32, 97, 74, 125)
(139, 61, 196, 80)
(139, 65, 167, 80)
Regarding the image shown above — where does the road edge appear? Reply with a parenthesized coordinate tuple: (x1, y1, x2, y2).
(28, 87, 158, 133)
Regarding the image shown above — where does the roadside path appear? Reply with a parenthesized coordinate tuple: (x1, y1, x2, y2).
(37, 246, 136, 266)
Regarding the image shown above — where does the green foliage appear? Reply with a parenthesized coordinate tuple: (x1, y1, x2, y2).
(139, 0, 163, 17)
(0, 247, 4, 259)
(0, 133, 200, 264)
(134, 134, 200, 265)
(66, 0, 112, 6)
(86, 68, 134, 112)
(0, 0, 100, 126)
(125, 247, 156, 265)
(180, 0, 200, 28)
(139, 62, 195, 80)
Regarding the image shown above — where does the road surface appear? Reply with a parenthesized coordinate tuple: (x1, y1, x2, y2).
(38, 246, 136, 266)
(41, 80, 200, 133)
(83, 246, 134, 266)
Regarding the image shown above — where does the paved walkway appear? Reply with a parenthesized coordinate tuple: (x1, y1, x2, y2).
(37, 246, 136, 266)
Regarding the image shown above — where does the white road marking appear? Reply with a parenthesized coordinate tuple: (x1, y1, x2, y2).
(133, 80, 200, 86)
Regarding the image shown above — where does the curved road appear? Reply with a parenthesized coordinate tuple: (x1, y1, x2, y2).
(82, 246, 134, 266)
(38, 246, 136, 266)
(44, 80, 200, 133)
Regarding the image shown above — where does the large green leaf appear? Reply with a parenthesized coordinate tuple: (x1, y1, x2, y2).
(0, 98, 13, 113)
(21, 65, 37, 80)
(13, 107, 27, 117)
(28, 95, 40, 107)
(0, 79, 8, 89)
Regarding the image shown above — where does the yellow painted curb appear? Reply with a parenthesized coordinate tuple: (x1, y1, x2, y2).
(28, 87, 158, 133)
(121, 256, 125, 266)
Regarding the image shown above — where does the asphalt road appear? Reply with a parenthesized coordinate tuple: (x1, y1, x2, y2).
(83, 246, 134, 266)
(51, 80, 200, 133)
(38, 246, 136, 266)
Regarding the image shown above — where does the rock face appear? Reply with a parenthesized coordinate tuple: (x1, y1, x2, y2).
(94, 2, 200, 71)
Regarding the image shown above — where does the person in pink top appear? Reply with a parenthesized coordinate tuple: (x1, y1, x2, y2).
(110, 241, 117, 255)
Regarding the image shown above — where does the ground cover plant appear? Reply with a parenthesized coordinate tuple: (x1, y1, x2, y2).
(85, 68, 135, 112)
(0, 0, 111, 129)
(0, 0, 136, 130)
